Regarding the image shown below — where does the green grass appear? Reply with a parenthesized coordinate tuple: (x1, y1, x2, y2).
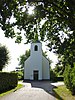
(53, 85, 75, 100)
(0, 84, 23, 97)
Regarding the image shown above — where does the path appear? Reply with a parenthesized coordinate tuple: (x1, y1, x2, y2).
(0, 81, 64, 100)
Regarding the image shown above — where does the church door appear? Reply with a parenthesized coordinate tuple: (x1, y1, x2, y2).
(33, 70, 38, 80)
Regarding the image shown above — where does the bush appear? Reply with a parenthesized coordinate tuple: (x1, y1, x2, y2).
(56, 76, 64, 81)
(64, 65, 75, 95)
(0, 72, 18, 93)
(64, 65, 71, 89)
(50, 69, 57, 82)
(70, 66, 75, 94)
(17, 70, 24, 80)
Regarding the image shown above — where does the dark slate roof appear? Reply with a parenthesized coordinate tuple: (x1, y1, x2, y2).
(36, 40, 41, 43)
(32, 40, 41, 43)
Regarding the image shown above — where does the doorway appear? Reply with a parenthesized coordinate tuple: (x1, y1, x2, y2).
(33, 70, 39, 80)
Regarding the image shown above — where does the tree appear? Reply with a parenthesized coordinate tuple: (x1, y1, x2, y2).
(0, 44, 9, 71)
(18, 49, 30, 68)
(0, 0, 75, 67)
(54, 64, 65, 76)
(64, 65, 75, 95)
(0, 0, 75, 42)
(0, 0, 26, 39)
(0, 0, 75, 74)
(1, 0, 75, 92)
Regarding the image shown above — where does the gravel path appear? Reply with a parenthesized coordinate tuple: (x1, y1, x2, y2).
(0, 81, 64, 100)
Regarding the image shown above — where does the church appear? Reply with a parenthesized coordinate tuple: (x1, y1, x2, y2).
(24, 41, 50, 81)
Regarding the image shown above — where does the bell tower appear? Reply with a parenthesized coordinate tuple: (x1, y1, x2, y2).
(31, 40, 42, 56)
(30, 40, 42, 80)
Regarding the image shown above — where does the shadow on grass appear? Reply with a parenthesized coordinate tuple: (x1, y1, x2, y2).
(53, 87, 63, 100)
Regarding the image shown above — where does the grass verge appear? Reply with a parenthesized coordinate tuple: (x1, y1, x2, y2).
(53, 85, 75, 100)
(0, 84, 23, 97)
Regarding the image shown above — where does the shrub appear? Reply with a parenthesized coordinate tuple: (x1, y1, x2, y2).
(64, 65, 71, 89)
(50, 69, 57, 82)
(0, 72, 18, 93)
(64, 65, 75, 95)
(56, 76, 64, 81)
(70, 66, 75, 95)
(17, 70, 24, 80)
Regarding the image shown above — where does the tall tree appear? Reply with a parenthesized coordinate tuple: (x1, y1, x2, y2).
(0, 0, 75, 68)
(0, 0, 75, 42)
(0, 44, 9, 71)
(1, 0, 75, 93)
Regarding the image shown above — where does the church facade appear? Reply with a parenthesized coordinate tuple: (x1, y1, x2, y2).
(24, 41, 50, 80)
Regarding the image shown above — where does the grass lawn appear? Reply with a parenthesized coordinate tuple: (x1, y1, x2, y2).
(53, 85, 75, 100)
(0, 84, 23, 97)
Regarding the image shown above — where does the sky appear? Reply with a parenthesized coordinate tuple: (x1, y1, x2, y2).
(0, 29, 58, 72)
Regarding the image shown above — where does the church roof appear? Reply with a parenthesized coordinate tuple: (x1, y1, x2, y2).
(32, 40, 41, 43)
(35, 40, 41, 43)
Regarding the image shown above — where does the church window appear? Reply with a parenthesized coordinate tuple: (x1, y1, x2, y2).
(34, 45, 38, 51)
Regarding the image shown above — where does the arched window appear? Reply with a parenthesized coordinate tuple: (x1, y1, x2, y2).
(34, 45, 38, 51)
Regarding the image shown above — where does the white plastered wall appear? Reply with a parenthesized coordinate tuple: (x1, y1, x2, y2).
(24, 57, 31, 79)
(24, 42, 50, 80)
(42, 56, 50, 80)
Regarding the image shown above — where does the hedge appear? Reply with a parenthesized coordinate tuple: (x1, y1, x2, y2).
(50, 69, 57, 82)
(56, 76, 64, 81)
(50, 69, 64, 82)
(64, 65, 75, 95)
(0, 72, 18, 93)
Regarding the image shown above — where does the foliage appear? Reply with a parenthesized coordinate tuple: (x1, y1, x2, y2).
(0, 0, 74, 70)
(18, 70, 23, 80)
(0, 84, 23, 97)
(64, 65, 75, 95)
(0, 0, 26, 40)
(18, 49, 30, 68)
(0, 0, 75, 68)
(0, 0, 75, 38)
(70, 66, 75, 95)
(17, 50, 30, 80)
(54, 65, 65, 76)
(0, 72, 18, 93)
(0, 0, 75, 44)
(0, 0, 75, 92)
(12, 69, 24, 80)
(0, 44, 9, 71)
(53, 85, 75, 100)
(50, 68, 63, 82)
(50, 69, 57, 82)
(64, 65, 71, 89)
(17, 70, 24, 80)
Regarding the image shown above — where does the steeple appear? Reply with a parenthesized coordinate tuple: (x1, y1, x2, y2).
(30, 40, 42, 56)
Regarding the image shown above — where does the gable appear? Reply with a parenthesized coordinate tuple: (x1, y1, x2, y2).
(42, 56, 50, 65)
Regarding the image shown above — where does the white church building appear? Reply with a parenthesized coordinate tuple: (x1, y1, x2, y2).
(24, 41, 50, 81)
